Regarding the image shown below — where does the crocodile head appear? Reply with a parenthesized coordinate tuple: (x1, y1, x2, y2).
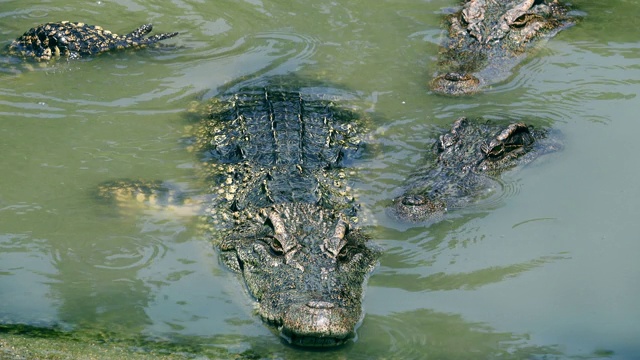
(431, 0, 576, 95)
(219, 203, 379, 347)
(392, 117, 554, 222)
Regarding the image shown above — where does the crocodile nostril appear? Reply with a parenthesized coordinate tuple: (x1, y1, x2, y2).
(444, 72, 472, 82)
(401, 195, 427, 206)
(306, 301, 335, 309)
(431, 72, 481, 96)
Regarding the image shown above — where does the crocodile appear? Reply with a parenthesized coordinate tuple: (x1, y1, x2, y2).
(7, 21, 178, 61)
(98, 80, 380, 347)
(391, 117, 558, 222)
(430, 0, 576, 95)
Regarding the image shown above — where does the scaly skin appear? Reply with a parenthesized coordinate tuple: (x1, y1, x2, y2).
(218, 203, 378, 347)
(431, 0, 576, 95)
(391, 117, 559, 222)
(197, 85, 380, 346)
(98, 80, 380, 347)
(8, 21, 178, 61)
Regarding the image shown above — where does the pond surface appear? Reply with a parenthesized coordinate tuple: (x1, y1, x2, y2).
(1, 0, 639, 359)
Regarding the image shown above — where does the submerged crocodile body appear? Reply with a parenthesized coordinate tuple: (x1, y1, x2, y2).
(392, 117, 558, 222)
(99, 80, 380, 347)
(8, 21, 178, 61)
(197, 84, 380, 346)
(431, 0, 576, 95)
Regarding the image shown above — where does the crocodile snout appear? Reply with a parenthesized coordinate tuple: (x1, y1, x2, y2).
(431, 72, 481, 96)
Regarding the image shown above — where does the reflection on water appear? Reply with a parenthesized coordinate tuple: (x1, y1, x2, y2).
(360, 309, 567, 360)
(1, 0, 640, 358)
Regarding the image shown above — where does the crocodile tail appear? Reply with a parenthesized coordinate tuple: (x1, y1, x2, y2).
(125, 24, 154, 38)
(124, 23, 178, 45)
(95, 179, 203, 217)
(142, 31, 179, 44)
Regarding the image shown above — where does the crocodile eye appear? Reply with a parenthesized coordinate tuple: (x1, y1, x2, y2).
(336, 244, 353, 260)
(459, 13, 469, 26)
(264, 235, 284, 256)
(485, 143, 505, 158)
(510, 13, 542, 28)
(511, 14, 529, 27)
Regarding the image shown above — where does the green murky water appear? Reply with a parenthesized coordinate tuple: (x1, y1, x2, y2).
(1, 0, 639, 359)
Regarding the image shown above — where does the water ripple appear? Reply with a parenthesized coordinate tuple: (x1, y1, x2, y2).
(486, 43, 640, 124)
(51, 234, 168, 272)
(93, 235, 166, 271)
(459, 178, 522, 213)
(168, 30, 321, 98)
(357, 308, 567, 359)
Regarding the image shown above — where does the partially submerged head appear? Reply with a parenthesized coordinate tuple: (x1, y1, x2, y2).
(431, 0, 576, 95)
(391, 118, 550, 223)
(219, 203, 380, 346)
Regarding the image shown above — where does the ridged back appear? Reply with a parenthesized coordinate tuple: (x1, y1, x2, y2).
(199, 87, 362, 212)
(206, 88, 359, 170)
